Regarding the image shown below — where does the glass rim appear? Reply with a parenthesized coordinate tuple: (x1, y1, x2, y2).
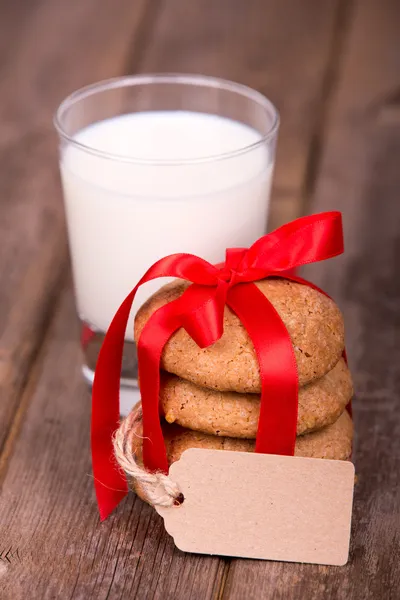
(54, 73, 279, 165)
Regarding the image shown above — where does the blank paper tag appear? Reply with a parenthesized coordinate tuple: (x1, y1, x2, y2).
(156, 449, 355, 566)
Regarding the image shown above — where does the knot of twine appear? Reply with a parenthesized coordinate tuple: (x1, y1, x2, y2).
(112, 406, 184, 507)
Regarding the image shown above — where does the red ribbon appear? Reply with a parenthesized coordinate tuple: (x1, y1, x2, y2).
(92, 212, 344, 520)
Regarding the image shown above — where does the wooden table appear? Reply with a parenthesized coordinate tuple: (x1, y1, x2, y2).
(1, 1, 399, 598)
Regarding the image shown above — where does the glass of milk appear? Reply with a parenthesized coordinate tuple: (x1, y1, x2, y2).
(54, 74, 279, 415)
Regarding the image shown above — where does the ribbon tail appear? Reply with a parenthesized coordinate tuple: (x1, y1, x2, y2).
(227, 283, 298, 455)
(138, 282, 229, 472)
(91, 254, 219, 520)
(91, 290, 137, 521)
(137, 303, 182, 473)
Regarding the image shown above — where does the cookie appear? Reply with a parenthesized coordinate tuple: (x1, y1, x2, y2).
(160, 358, 353, 437)
(129, 404, 353, 468)
(134, 278, 345, 392)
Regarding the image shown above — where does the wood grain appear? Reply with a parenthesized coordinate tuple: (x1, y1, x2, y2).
(3, 0, 397, 598)
(224, 1, 400, 598)
(0, 288, 228, 600)
(0, 0, 149, 453)
(138, 0, 344, 230)
(0, 1, 343, 598)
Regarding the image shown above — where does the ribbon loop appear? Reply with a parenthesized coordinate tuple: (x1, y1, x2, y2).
(240, 211, 344, 279)
(179, 282, 227, 348)
(92, 211, 345, 520)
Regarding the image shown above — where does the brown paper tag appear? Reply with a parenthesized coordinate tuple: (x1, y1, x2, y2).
(156, 449, 355, 565)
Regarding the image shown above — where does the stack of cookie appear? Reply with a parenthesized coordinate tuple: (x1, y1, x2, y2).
(132, 278, 353, 469)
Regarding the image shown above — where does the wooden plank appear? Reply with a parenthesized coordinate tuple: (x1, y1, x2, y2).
(138, 0, 344, 230)
(224, 1, 400, 598)
(0, 0, 149, 453)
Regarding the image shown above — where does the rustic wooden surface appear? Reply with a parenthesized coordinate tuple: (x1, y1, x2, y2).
(0, 0, 399, 598)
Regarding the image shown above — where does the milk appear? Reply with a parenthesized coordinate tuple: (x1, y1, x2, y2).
(60, 111, 273, 340)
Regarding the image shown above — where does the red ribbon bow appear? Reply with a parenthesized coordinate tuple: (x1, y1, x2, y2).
(92, 211, 344, 520)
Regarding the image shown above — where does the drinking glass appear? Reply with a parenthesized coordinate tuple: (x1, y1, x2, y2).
(54, 74, 279, 415)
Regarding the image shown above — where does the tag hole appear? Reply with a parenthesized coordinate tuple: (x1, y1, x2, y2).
(174, 493, 185, 506)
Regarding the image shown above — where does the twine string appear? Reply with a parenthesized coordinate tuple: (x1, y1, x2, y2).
(113, 406, 183, 507)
